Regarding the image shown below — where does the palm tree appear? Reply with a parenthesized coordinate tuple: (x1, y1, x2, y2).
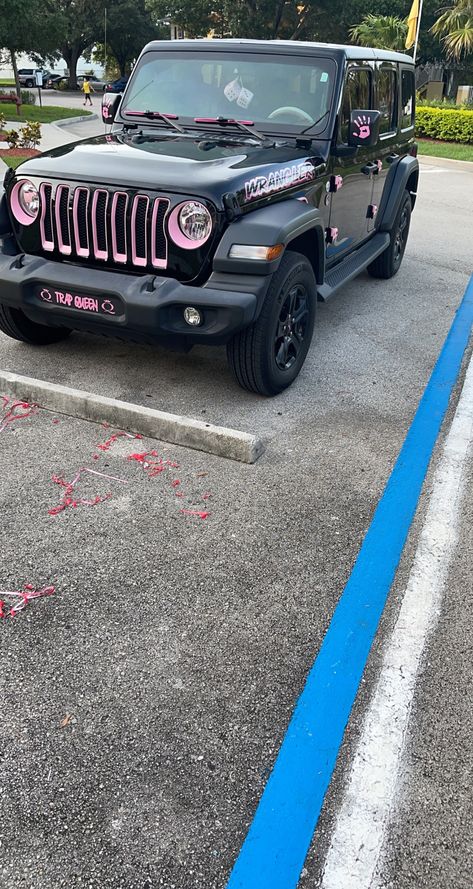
(431, 1, 473, 60)
(349, 14, 408, 51)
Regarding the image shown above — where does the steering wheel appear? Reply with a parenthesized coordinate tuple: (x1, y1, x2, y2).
(268, 106, 314, 124)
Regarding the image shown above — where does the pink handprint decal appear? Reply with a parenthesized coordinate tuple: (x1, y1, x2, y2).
(353, 114, 371, 140)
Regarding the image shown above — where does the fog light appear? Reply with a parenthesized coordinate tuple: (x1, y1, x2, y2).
(183, 306, 202, 326)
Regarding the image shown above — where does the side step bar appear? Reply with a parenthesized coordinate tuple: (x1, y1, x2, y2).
(318, 232, 390, 302)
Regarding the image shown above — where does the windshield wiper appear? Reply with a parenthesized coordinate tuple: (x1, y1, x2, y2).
(194, 116, 267, 143)
(125, 110, 184, 133)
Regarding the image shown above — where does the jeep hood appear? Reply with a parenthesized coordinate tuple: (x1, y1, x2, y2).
(14, 131, 327, 209)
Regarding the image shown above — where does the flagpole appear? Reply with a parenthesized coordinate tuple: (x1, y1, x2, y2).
(412, 0, 424, 64)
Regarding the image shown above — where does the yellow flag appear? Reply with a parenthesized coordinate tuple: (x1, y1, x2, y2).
(406, 0, 420, 49)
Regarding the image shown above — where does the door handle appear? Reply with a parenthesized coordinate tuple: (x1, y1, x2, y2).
(361, 162, 378, 175)
(386, 153, 400, 164)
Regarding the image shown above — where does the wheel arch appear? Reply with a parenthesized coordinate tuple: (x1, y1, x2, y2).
(378, 156, 420, 232)
(212, 199, 325, 284)
(285, 227, 325, 286)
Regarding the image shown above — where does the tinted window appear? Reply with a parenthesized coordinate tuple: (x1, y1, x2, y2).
(401, 70, 415, 129)
(378, 68, 398, 134)
(341, 68, 372, 142)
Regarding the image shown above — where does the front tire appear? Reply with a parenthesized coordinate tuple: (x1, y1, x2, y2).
(367, 189, 412, 280)
(226, 251, 316, 396)
(0, 304, 71, 344)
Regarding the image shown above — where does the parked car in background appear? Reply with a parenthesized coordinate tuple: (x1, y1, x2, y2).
(18, 68, 52, 87)
(104, 76, 129, 93)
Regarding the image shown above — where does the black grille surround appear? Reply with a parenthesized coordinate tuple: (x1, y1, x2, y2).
(8, 179, 221, 284)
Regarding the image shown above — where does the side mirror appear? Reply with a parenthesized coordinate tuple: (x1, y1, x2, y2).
(348, 110, 381, 148)
(102, 92, 121, 124)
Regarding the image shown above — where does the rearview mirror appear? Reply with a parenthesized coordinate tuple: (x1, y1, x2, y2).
(348, 110, 381, 148)
(102, 92, 121, 124)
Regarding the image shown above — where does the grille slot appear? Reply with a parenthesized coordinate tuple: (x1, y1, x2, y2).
(73, 187, 90, 257)
(151, 199, 170, 268)
(91, 189, 109, 260)
(38, 184, 170, 271)
(131, 195, 149, 267)
(39, 183, 54, 251)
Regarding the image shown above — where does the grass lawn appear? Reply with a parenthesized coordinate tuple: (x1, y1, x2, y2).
(1, 155, 28, 169)
(0, 103, 92, 123)
(417, 138, 473, 162)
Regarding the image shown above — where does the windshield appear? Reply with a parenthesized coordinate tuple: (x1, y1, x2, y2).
(121, 50, 336, 135)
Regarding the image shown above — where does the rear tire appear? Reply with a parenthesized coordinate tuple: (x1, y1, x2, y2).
(0, 304, 71, 345)
(226, 251, 316, 396)
(367, 189, 412, 280)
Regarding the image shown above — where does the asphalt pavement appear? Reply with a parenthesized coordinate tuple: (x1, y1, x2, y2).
(0, 151, 472, 888)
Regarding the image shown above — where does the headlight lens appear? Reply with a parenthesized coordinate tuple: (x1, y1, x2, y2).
(178, 201, 212, 243)
(11, 179, 40, 225)
(18, 181, 40, 217)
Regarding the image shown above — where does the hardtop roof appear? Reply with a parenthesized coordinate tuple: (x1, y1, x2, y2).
(142, 38, 414, 66)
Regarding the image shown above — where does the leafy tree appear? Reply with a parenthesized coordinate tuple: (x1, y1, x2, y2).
(349, 14, 408, 50)
(43, 0, 106, 89)
(431, 1, 473, 60)
(91, 0, 160, 76)
(0, 0, 61, 97)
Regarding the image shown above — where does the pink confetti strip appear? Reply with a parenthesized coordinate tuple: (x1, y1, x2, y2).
(0, 398, 38, 433)
(95, 430, 141, 452)
(180, 509, 210, 519)
(0, 584, 55, 619)
(48, 467, 127, 516)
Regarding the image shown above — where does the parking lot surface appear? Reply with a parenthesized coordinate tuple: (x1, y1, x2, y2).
(0, 162, 472, 888)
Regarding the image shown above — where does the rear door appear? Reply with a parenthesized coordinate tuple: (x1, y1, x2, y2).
(369, 62, 400, 230)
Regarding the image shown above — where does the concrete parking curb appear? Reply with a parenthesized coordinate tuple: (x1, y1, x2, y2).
(0, 370, 264, 464)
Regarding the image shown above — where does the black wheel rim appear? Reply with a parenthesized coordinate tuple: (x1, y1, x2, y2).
(393, 205, 409, 266)
(274, 283, 309, 371)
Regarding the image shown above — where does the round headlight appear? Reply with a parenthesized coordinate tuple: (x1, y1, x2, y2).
(178, 201, 212, 244)
(11, 179, 40, 225)
(18, 181, 40, 216)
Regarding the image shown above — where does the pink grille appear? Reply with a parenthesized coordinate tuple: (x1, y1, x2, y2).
(38, 184, 169, 271)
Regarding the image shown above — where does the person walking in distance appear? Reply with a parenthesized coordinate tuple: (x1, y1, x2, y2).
(82, 77, 94, 106)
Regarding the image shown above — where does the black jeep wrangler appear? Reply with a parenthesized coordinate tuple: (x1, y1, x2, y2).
(0, 40, 418, 396)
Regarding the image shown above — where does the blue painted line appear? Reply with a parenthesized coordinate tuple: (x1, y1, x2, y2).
(227, 276, 473, 889)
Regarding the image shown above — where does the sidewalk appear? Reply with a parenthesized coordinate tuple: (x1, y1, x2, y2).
(1, 114, 103, 154)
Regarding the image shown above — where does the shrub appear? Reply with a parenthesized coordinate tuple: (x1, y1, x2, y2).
(4, 128, 19, 149)
(19, 121, 41, 148)
(20, 90, 36, 106)
(415, 106, 473, 144)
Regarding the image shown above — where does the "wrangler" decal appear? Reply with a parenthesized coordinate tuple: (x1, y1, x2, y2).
(244, 162, 315, 202)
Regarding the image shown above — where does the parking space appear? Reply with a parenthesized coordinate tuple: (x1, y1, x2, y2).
(0, 162, 472, 888)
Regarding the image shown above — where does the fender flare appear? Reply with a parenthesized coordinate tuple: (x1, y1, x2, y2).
(213, 199, 326, 283)
(378, 155, 419, 232)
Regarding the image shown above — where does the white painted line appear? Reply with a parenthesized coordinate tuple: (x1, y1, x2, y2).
(320, 350, 473, 889)
(0, 370, 264, 464)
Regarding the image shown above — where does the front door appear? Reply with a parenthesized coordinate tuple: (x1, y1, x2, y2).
(327, 63, 375, 263)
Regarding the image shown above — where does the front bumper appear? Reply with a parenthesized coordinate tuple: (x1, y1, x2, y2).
(0, 238, 269, 347)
